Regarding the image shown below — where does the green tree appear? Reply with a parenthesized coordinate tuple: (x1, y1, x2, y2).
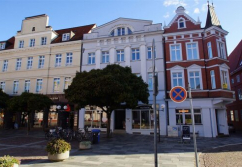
(0, 89, 9, 109)
(7, 92, 53, 133)
(65, 64, 149, 137)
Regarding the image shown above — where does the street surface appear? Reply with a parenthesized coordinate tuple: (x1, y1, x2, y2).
(0, 129, 241, 167)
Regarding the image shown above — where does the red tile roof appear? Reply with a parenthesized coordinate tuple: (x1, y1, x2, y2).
(0, 36, 15, 51)
(228, 39, 242, 73)
(51, 24, 96, 44)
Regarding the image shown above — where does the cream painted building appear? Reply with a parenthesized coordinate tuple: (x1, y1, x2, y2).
(0, 14, 95, 129)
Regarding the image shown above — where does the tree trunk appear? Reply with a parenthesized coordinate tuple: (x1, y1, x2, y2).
(27, 112, 31, 134)
(106, 111, 111, 138)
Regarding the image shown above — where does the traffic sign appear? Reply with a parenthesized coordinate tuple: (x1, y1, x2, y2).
(170, 86, 187, 103)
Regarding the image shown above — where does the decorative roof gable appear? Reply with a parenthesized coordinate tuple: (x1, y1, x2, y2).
(205, 4, 222, 29)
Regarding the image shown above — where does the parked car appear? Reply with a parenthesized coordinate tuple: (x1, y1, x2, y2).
(228, 123, 236, 133)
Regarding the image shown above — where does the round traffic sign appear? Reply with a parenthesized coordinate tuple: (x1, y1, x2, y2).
(170, 86, 187, 103)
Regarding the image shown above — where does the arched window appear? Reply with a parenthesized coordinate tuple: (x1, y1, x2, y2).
(110, 27, 133, 36)
(128, 28, 132, 35)
(178, 18, 185, 29)
(110, 30, 114, 36)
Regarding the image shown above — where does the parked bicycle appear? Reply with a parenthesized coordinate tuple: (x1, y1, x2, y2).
(71, 126, 93, 142)
(45, 127, 72, 142)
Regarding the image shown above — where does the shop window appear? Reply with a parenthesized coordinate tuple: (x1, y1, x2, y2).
(132, 109, 156, 129)
(85, 109, 107, 128)
(230, 110, 234, 121)
(176, 109, 202, 125)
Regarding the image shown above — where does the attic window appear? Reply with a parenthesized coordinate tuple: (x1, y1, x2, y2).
(178, 18, 186, 29)
(110, 30, 114, 37)
(32, 27, 35, 31)
(62, 33, 70, 41)
(110, 27, 133, 36)
(0, 42, 6, 50)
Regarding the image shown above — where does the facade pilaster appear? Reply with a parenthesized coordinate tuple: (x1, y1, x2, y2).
(95, 49, 101, 69)
(109, 47, 115, 64)
(140, 44, 147, 81)
(125, 45, 131, 66)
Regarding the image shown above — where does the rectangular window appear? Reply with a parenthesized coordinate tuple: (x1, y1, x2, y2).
(53, 78, 60, 92)
(66, 52, 73, 66)
(147, 47, 156, 59)
(117, 27, 125, 36)
(19, 40, 24, 48)
(102, 51, 109, 63)
(210, 70, 216, 89)
(16, 58, 22, 71)
(36, 79, 43, 93)
(230, 110, 234, 121)
(0, 82, 5, 92)
(0, 43, 5, 50)
(172, 72, 183, 87)
(24, 80, 30, 92)
(2, 60, 8, 72)
(84, 109, 108, 128)
(238, 89, 242, 100)
(234, 110, 239, 122)
(221, 70, 228, 89)
(231, 79, 234, 84)
(189, 71, 201, 89)
(187, 43, 199, 60)
(207, 42, 213, 58)
(41, 37, 47, 45)
(29, 39, 35, 47)
(55, 54, 62, 67)
(13, 81, 19, 94)
(116, 50, 124, 62)
(38, 56, 45, 68)
(176, 109, 202, 124)
(27, 57, 33, 70)
(218, 41, 226, 59)
(64, 77, 71, 90)
(236, 75, 240, 83)
(132, 48, 140, 61)
(132, 109, 156, 129)
(88, 53, 95, 64)
(170, 44, 182, 61)
(62, 33, 70, 41)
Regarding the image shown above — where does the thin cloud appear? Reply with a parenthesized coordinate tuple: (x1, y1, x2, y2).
(201, 3, 207, 12)
(163, 12, 170, 18)
(194, 0, 199, 5)
(194, 8, 200, 14)
(163, 0, 187, 7)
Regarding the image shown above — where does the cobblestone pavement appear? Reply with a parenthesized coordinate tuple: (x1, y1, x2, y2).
(0, 129, 242, 167)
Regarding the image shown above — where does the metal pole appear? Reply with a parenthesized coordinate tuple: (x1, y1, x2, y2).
(152, 39, 158, 167)
(188, 83, 199, 167)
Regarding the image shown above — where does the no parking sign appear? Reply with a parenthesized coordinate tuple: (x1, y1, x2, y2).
(169, 86, 187, 103)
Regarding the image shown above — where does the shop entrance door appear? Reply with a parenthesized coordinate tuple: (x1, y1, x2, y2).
(115, 110, 125, 130)
(216, 109, 227, 135)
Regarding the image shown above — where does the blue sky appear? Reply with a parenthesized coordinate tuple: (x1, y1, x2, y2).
(0, 0, 241, 55)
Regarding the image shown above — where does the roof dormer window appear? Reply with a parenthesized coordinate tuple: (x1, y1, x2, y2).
(178, 18, 186, 29)
(62, 33, 70, 41)
(0, 42, 6, 50)
(110, 27, 133, 37)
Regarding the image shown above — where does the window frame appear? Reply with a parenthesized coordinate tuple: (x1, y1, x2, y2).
(36, 79, 43, 93)
(27, 57, 33, 70)
(38, 56, 45, 69)
(29, 38, 35, 47)
(66, 52, 73, 66)
(210, 70, 216, 89)
(131, 48, 140, 61)
(207, 42, 213, 59)
(217, 41, 226, 59)
(116, 50, 125, 62)
(24, 80, 30, 92)
(170, 43, 182, 61)
(117, 27, 125, 36)
(19, 40, 24, 48)
(176, 109, 202, 125)
(13, 81, 19, 94)
(15, 58, 22, 71)
(186, 42, 199, 60)
(178, 18, 186, 29)
(62, 33, 70, 41)
(2, 60, 8, 72)
(236, 75, 240, 83)
(187, 68, 203, 90)
(220, 69, 230, 90)
(0, 81, 5, 92)
(102, 51, 109, 63)
(238, 89, 242, 100)
(147, 47, 156, 59)
(55, 54, 62, 67)
(53, 78, 60, 92)
(64, 77, 71, 90)
(0, 43, 6, 50)
(41, 37, 47, 45)
(88, 53, 95, 64)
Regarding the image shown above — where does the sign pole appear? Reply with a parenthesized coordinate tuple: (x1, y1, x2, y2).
(188, 83, 199, 167)
(152, 39, 158, 167)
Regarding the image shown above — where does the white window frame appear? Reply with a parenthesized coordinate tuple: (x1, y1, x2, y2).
(66, 52, 73, 66)
(55, 54, 62, 67)
(102, 51, 109, 63)
(236, 75, 240, 83)
(41, 37, 47, 45)
(116, 50, 124, 62)
(62, 33, 70, 41)
(53, 78, 60, 92)
(27, 57, 33, 70)
(0, 82, 5, 92)
(88, 53, 95, 64)
(38, 56, 45, 69)
(36, 79, 43, 93)
(170, 67, 185, 88)
(2, 60, 8, 72)
(24, 80, 30, 92)
(131, 48, 140, 61)
(147, 47, 156, 59)
(16, 58, 22, 71)
(170, 43, 182, 61)
(186, 42, 199, 60)
(171, 72, 184, 87)
(207, 42, 213, 58)
(64, 77, 71, 90)
(19, 40, 24, 48)
(117, 27, 125, 36)
(220, 67, 230, 90)
(178, 18, 186, 29)
(29, 39, 35, 47)
(0, 43, 6, 50)
(210, 70, 216, 89)
(13, 81, 19, 94)
(217, 41, 226, 59)
(187, 68, 203, 90)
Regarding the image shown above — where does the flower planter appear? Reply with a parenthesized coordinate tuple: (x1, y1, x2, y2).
(48, 150, 70, 161)
(79, 141, 92, 150)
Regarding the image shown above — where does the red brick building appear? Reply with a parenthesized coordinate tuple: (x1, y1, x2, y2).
(227, 40, 242, 131)
(163, 5, 234, 137)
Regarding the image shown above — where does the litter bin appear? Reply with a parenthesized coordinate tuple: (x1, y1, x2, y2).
(92, 129, 101, 144)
